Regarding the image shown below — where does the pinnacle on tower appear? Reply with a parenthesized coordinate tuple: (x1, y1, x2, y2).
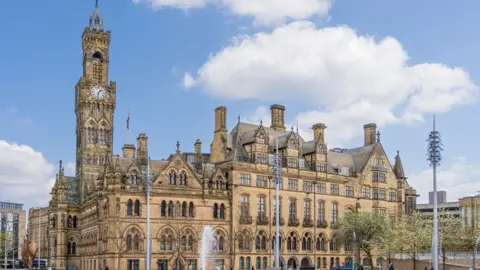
(89, 0, 104, 31)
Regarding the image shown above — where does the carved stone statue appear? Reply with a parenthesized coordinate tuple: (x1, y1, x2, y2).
(61, 213, 65, 228)
(116, 197, 120, 216)
(21, 241, 38, 268)
(68, 216, 73, 228)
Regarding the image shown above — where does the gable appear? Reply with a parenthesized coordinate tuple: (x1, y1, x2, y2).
(360, 144, 397, 187)
(153, 153, 202, 188)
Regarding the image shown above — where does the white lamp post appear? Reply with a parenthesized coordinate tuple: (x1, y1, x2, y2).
(143, 158, 153, 270)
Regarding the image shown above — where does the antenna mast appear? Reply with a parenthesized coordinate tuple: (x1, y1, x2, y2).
(427, 114, 443, 270)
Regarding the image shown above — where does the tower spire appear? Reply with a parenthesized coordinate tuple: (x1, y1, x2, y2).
(89, 0, 104, 31)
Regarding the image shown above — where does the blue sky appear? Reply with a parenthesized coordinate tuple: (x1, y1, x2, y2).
(1, 0, 480, 209)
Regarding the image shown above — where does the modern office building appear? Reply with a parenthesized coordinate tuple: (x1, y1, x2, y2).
(416, 191, 460, 218)
(0, 201, 26, 260)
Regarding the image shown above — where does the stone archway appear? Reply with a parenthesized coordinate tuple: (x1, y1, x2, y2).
(300, 258, 311, 267)
(287, 257, 298, 270)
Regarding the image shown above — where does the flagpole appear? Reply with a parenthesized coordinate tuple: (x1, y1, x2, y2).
(126, 110, 131, 144)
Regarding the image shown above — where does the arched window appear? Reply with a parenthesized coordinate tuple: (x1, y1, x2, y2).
(161, 201, 166, 217)
(160, 235, 166, 250)
(181, 236, 187, 250)
(271, 235, 282, 250)
(256, 257, 261, 269)
(67, 241, 71, 254)
(73, 216, 77, 228)
(187, 235, 194, 251)
(316, 234, 326, 251)
(302, 232, 312, 251)
(213, 203, 218, 219)
(287, 232, 297, 251)
(169, 171, 177, 185)
(167, 235, 173, 250)
(133, 235, 139, 250)
(246, 257, 251, 269)
(329, 235, 338, 251)
(239, 257, 245, 269)
(126, 235, 132, 250)
(179, 172, 187, 185)
(127, 199, 133, 216)
(255, 231, 267, 251)
(263, 257, 268, 270)
(130, 174, 137, 185)
(134, 200, 141, 216)
(219, 203, 225, 219)
(189, 202, 195, 218)
(168, 201, 174, 217)
(72, 242, 76, 254)
(238, 232, 250, 250)
(180, 201, 186, 217)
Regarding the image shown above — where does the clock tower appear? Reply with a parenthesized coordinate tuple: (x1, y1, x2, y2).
(75, 0, 116, 202)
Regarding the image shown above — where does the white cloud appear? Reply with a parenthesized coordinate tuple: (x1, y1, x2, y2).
(185, 21, 478, 146)
(408, 157, 480, 204)
(133, 0, 332, 26)
(183, 72, 197, 88)
(0, 140, 56, 207)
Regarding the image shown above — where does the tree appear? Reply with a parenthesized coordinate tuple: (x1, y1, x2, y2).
(389, 211, 431, 270)
(110, 221, 127, 270)
(435, 209, 465, 270)
(334, 212, 391, 265)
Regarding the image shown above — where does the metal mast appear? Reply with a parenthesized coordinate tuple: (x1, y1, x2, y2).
(273, 138, 282, 268)
(427, 114, 443, 270)
(143, 158, 153, 270)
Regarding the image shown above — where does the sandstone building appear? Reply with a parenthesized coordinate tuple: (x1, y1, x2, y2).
(27, 2, 418, 270)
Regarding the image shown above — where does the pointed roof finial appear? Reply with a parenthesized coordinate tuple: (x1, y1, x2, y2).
(260, 120, 263, 126)
(238, 114, 240, 124)
(176, 141, 180, 153)
(291, 126, 294, 132)
(376, 131, 381, 143)
(296, 120, 299, 134)
(89, 0, 104, 31)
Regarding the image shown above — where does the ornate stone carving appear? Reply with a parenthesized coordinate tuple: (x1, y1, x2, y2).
(61, 213, 65, 228)
(116, 197, 120, 216)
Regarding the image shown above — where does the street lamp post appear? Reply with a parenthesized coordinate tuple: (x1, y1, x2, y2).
(427, 115, 443, 270)
(143, 158, 153, 270)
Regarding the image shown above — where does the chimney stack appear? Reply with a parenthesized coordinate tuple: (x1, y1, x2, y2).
(136, 133, 148, 165)
(312, 123, 326, 142)
(214, 106, 227, 133)
(363, 123, 377, 146)
(270, 104, 286, 132)
(122, 144, 136, 158)
(194, 139, 202, 155)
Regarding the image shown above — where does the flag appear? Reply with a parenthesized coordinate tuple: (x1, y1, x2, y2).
(126, 112, 130, 130)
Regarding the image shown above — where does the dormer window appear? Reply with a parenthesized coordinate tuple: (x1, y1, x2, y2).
(317, 144, 326, 155)
(256, 136, 265, 144)
(340, 167, 349, 176)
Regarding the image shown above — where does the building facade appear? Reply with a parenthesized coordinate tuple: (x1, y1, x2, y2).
(416, 191, 460, 218)
(27, 3, 418, 270)
(459, 195, 480, 229)
(27, 207, 50, 259)
(0, 202, 26, 260)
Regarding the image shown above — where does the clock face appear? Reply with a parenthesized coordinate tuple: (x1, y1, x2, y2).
(91, 85, 105, 100)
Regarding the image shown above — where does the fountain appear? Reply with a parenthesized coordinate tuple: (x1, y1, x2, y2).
(200, 225, 219, 270)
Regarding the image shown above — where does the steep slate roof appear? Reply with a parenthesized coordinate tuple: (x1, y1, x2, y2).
(394, 151, 406, 179)
(226, 121, 383, 175)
